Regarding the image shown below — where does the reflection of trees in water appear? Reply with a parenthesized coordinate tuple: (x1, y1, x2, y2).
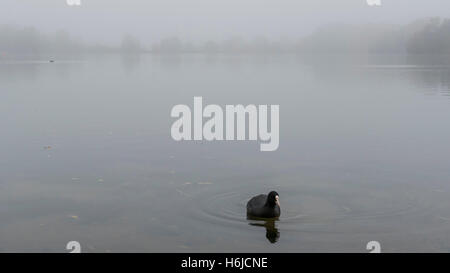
(0, 63, 38, 82)
(302, 53, 450, 98)
(403, 55, 450, 97)
(121, 54, 141, 72)
(409, 69, 450, 97)
(0, 61, 73, 83)
(154, 54, 182, 69)
(248, 217, 280, 244)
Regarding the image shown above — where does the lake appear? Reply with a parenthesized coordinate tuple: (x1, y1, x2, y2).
(1, 54, 450, 252)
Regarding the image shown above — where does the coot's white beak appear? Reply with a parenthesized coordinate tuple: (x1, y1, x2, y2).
(275, 195, 280, 206)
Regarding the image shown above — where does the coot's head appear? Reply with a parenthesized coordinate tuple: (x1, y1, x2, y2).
(266, 191, 280, 207)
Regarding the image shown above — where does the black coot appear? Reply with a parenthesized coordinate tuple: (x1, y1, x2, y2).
(246, 191, 280, 218)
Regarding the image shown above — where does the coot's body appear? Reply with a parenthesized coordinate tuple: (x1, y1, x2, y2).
(246, 191, 280, 218)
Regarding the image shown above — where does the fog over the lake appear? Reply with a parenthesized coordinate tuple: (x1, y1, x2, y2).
(3, 0, 450, 253)
(1, 0, 450, 44)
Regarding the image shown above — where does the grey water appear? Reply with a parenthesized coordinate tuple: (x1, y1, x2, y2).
(1, 54, 450, 252)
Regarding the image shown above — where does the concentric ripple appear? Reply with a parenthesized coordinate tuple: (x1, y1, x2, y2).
(177, 182, 442, 237)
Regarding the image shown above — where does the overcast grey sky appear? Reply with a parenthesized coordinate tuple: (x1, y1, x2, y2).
(1, 0, 449, 43)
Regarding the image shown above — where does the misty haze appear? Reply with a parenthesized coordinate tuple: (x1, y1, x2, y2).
(1, 1, 450, 252)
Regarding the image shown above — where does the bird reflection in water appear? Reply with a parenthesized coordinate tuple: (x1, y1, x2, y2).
(247, 217, 280, 243)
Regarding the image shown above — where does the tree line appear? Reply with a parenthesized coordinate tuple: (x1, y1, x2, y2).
(1, 17, 449, 56)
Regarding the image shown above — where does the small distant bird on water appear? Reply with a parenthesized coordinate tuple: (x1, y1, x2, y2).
(246, 191, 280, 218)
(49, 60, 55, 63)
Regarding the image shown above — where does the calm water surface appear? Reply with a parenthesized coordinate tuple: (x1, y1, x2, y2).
(1, 54, 450, 252)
